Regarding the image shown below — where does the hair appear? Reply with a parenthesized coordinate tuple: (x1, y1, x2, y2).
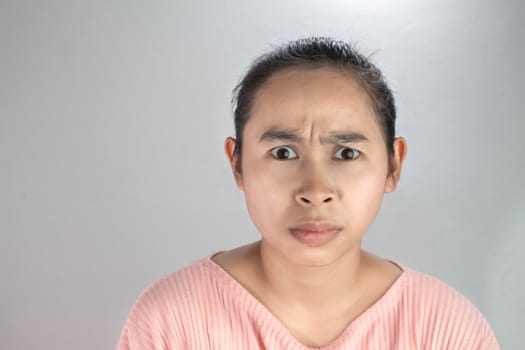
(232, 36, 397, 173)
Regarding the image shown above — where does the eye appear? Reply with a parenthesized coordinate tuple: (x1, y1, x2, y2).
(270, 146, 298, 160)
(334, 146, 360, 160)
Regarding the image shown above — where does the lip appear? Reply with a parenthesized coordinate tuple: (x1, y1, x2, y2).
(289, 222, 343, 246)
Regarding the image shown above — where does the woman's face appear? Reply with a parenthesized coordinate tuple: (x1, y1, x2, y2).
(226, 66, 404, 267)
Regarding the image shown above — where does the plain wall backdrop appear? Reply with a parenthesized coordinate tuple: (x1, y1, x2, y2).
(1, 0, 524, 349)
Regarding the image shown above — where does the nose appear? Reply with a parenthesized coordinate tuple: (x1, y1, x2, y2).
(294, 163, 336, 207)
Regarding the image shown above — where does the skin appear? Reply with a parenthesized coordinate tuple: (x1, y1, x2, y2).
(215, 66, 407, 347)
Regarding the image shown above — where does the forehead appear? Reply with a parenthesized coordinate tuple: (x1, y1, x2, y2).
(247, 66, 381, 138)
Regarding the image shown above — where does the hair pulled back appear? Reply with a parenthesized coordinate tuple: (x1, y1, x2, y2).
(232, 37, 397, 171)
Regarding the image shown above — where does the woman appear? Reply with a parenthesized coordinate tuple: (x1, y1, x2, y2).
(117, 37, 499, 349)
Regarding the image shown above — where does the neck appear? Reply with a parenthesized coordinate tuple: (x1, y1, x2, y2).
(256, 240, 364, 311)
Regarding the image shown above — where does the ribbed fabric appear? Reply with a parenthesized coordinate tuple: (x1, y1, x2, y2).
(116, 255, 500, 350)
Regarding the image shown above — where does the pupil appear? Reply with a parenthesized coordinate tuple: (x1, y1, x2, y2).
(344, 149, 354, 159)
(278, 148, 289, 159)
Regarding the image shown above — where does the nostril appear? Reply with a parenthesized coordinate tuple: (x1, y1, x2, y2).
(298, 196, 332, 205)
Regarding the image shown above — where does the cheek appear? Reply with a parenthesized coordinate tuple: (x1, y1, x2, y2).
(338, 165, 387, 211)
(357, 182, 385, 212)
(348, 178, 387, 229)
(241, 168, 288, 228)
(241, 154, 291, 199)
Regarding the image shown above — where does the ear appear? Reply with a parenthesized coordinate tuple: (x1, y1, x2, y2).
(224, 137, 244, 190)
(385, 137, 407, 193)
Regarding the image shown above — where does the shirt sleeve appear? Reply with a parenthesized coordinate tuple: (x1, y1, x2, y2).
(115, 278, 186, 350)
(476, 318, 500, 350)
(413, 272, 500, 350)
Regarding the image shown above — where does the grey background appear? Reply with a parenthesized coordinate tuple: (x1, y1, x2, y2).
(1, 0, 523, 349)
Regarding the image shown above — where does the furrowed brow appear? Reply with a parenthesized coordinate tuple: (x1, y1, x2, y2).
(259, 128, 302, 143)
(259, 128, 369, 144)
(322, 132, 369, 144)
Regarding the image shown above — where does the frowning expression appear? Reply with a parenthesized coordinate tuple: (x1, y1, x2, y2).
(227, 66, 402, 266)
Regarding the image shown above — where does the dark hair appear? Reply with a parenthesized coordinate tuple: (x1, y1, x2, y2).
(232, 36, 397, 172)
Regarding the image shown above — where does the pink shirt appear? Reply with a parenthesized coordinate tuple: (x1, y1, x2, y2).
(117, 255, 499, 349)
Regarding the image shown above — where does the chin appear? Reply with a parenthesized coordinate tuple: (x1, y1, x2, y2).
(289, 245, 355, 267)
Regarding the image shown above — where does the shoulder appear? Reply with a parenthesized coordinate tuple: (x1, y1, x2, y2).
(401, 267, 484, 322)
(116, 256, 225, 350)
(399, 266, 500, 349)
(131, 256, 218, 313)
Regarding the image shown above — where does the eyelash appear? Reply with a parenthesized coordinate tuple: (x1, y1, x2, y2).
(334, 146, 361, 160)
(269, 146, 361, 160)
(270, 146, 298, 160)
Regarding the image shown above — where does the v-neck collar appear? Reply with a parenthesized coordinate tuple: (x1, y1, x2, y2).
(204, 252, 408, 350)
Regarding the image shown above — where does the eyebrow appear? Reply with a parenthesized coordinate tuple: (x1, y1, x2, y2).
(259, 128, 369, 144)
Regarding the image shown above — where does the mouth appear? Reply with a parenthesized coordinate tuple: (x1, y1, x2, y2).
(289, 222, 343, 246)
